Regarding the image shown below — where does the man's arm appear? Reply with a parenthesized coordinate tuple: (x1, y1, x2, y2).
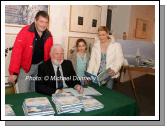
(8, 28, 26, 75)
(8, 28, 27, 83)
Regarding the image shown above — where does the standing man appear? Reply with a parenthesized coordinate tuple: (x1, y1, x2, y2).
(8, 11, 53, 93)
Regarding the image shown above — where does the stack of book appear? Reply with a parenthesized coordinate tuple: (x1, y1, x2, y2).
(52, 92, 83, 114)
(22, 97, 55, 116)
(5, 104, 15, 116)
(80, 96, 104, 112)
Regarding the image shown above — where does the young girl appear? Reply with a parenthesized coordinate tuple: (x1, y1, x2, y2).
(68, 38, 90, 85)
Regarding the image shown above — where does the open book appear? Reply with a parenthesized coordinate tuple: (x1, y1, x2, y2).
(81, 96, 104, 112)
(63, 86, 102, 97)
(85, 68, 110, 86)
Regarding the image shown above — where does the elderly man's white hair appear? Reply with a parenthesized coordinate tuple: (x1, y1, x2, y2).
(50, 44, 64, 55)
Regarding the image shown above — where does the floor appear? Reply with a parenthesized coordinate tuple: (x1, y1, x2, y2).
(113, 74, 155, 116)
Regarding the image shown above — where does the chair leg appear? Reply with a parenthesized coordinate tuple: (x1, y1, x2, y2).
(127, 69, 140, 103)
(117, 66, 125, 86)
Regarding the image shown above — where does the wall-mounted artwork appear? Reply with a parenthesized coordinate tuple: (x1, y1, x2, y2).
(5, 5, 49, 26)
(135, 18, 148, 39)
(70, 5, 101, 33)
(92, 19, 97, 27)
(67, 36, 95, 59)
(78, 16, 83, 25)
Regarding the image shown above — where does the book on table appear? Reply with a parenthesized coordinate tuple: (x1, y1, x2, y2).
(80, 96, 104, 112)
(52, 90, 104, 114)
(63, 86, 102, 97)
(22, 97, 55, 116)
(52, 92, 83, 114)
(5, 104, 15, 116)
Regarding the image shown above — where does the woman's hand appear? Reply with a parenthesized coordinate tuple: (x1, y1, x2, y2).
(108, 68, 116, 77)
(84, 78, 91, 85)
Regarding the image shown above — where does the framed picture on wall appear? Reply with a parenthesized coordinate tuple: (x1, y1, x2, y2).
(92, 19, 97, 27)
(67, 36, 95, 59)
(70, 5, 101, 34)
(135, 18, 148, 39)
(78, 16, 84, 25)
(5, 5, 49, 26)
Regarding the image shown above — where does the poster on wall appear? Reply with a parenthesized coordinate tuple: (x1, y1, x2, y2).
(78, 16, 84, 25)
(135, 18, 148, 39)
(67, 36, 95, 59)
(70, 5, 101, 33)
(5, 5, 48, 26)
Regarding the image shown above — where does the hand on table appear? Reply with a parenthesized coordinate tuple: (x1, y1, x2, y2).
(75, 84, 84, 94)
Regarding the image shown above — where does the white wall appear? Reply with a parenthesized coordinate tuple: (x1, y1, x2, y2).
(128, 5, 155, 42)
(111, 5, 131, 39)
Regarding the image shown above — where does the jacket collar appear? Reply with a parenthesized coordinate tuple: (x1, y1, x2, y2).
(28, 22, 52, 39)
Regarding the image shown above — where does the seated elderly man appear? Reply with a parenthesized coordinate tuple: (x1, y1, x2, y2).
(35, 44, 83, 95)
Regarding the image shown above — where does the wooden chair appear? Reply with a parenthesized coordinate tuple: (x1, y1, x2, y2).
(114, 66, 126, 86)
(5, 83, 16, 95)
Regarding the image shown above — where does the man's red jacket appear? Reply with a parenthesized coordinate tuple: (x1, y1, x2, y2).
(9, 23, 53, 75)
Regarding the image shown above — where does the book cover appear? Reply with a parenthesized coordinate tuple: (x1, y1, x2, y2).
(85, 68, 110, 86)
(63, 86, 102, 96)
(5, 104, 15, 116)
(23, 97, 55, 116)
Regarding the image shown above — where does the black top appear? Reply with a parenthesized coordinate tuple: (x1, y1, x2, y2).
(35, 59, 81, 95)
(31, 26, 46, 64)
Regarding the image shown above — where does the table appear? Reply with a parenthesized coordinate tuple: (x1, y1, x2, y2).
(5, 85, 138, 116)
(122, 66, 155, 102)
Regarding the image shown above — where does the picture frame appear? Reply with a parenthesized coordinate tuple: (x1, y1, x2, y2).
(135, 18, 148, 39)
(69, 5, 101, 34)
(78, 16, 84, 25)
(5, 5, 49, 27)
(67, 36, 95, 59)
(92, 19, 97, 27)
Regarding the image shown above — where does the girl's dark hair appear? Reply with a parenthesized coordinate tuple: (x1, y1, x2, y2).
(35, 11, 49, 21)
(76, 38, 87, 50)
